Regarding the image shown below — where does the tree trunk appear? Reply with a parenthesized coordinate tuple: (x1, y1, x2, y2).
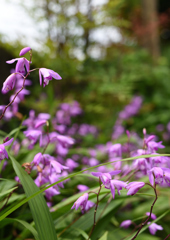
(141, 0, 160, 58)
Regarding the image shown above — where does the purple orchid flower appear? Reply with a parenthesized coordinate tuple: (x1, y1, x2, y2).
(77, 184, 89, 192)
(147, 222, 163, 235)
(50, 159, 69, 173)
(23, 129, 42, 147)
(66, 158, 79, 172)
(126, 181, 145, 196)
(146, 212, 157, 220)
(84, 200, 94, 212)
(6, 57, 30, 74)
(19, 47, 31, 56)
(71, 193, 89, 213)
(56, 134, 75, 148)
(149, 167, 164, 186)
(44, 186, 60, 200)
(110, 179, 127, 199)
(32, 152, 43, 166)
(0, 138, 14, 160)
(109, 143, 122, 157)
(35, 120, 47, 129)
(162, 167, 170, 186)
(91, 170, 121, 189)
(39, 68, 62, 87)
(120, 220, 132, 228)
(2, 73, 17, 94)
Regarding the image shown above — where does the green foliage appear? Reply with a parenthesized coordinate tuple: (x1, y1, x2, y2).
(8, 153, 57, 240)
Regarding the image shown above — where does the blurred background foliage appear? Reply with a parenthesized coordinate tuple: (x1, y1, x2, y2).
(1, 0, 170, 144)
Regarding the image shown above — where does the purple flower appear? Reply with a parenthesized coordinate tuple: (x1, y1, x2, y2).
(32, 152, 43, 166)
(0, 138, 14, 160)
(91, 170, 121, 189)
(6, 57, 30, 74)
(162, 168, 170, 186)
(147, 141, 165, 152)
(39, 68, 62, 87)
(50, 159, 68, 173)
(149, 167, 163, 186)
(66, 158, 79, 172)
(35, 120, 47, 129)
(126, 182, 145, 196)
(109, 143, 122, 157)
(44, 186, 60, 200)
(49, 172, 64, 189)
(147, 222, 163, 235)
(23, 130, 42, 146)
(110, 180, 127, 199)
(38, 113, 51, 120)
(56, 134, 75, 148)
(19, 47, 31, 56)
(89, 158, 99, 167)
(2, 73, 17, 94)
(146, 212, 157, 220)
(133, 158, 148, 173)
(71, 193, 88, 213)
(84, 200, 94, 212)
(77, 184, 89, 192)
(120, 220, 132, 228)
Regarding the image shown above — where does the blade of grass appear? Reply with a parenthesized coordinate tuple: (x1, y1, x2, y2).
(0, 218, 39, 240)
(8, 153, 57, 240)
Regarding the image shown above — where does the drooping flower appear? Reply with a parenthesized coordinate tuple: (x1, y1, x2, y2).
(2, 73, 17, 94)
(32, 152, 43, 166)
(77, 184, 89, 192)
(23, 129, 42, 148)
(35, 119, 47, 129)
(19, 47, 31, 56)
(110, 179, 127, 199)
(50, 158, 69, 173)
(146, 212, 157, 220)
(91, 170, 121, 189)
(6, 57, 30, 74)
(84, 200, 94, 212)
(126, 181, 145, 196)
(39, 68, 62, 87)
(56, 134, 75, 148)
(71, 193, 88, 213)
(109, 143, 122, 157)
(147, 140, 165, 152)
(147, 222, 163, 235)
(133, 158, 148, 174)
(65, 158, 79, 172)
(0, 138, 14, 160)
(149, 167, 164, 186)
(44, 186, 60, 200)
(162, 167, 170, 186)
(120, 220, 132, 228)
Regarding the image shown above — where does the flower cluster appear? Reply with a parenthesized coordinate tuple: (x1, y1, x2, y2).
(1, 47, 170, 239)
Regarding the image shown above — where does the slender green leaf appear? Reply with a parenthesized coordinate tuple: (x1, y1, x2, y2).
(74, 228, 90, 239)
(0, 218, 39, 240)
(6, 126, 25, 138)
(99, 231, 108, 240)
(0, 187, 17, 198)
(8, 153, 57, 240)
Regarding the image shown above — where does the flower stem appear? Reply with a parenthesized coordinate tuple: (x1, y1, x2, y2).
(164, 234, 170, 240)
(131, 184, 157, 240)
(87, 179, 102, 240)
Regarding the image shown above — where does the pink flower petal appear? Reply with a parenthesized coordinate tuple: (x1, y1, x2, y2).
(19, 47, 31, 56)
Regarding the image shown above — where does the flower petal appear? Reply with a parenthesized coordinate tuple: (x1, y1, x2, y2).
(48, 70, 62, 80)
(19, 47, 31, 56)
